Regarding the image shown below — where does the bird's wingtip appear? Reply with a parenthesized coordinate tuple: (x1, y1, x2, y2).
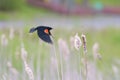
(29, 27, 37, 33)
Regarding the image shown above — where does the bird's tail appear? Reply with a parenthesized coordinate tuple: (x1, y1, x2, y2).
(29, 27, 37, 33)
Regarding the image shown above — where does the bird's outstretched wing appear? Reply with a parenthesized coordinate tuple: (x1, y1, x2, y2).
(37, 32, 53, 44)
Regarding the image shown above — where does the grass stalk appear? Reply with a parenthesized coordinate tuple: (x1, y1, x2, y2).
(78, 51, 82, 80)
(59, 49, 64, 80)
(81, 34, 88, 80)
(52, 44, 61, 80)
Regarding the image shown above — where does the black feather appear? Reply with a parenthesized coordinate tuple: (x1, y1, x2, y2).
(29, 26, 53, 44)
(29, 27, 37, 33)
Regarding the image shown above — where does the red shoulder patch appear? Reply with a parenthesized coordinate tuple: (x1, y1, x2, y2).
(44, 29, 49, 34)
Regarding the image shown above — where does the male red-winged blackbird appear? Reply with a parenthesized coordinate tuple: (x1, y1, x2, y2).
(29, 26, 53, 44)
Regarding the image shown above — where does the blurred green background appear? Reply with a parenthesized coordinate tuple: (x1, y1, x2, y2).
(0, 0, 120, 20)
(0, 0, 120, 80)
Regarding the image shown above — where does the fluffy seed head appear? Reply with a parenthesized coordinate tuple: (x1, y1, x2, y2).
(7, 62, 19, 76)
(93, 42, 99, 54)
(112, 65, 119, 74)
(58, 38, 70, 60)
(24, 61, 34, 80)
(21, 45, 28, 61)
(1, 34, 8, 46)
(9, 27, 14, 40)
(74, 33, 82, 50)
(20, 44, 34, 80)
(92, 43, 102, 60)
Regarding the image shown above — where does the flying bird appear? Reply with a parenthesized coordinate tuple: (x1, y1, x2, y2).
(29, 26, 53, 44)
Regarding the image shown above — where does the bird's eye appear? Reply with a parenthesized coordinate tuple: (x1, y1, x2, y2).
(44, 29, 49, 34)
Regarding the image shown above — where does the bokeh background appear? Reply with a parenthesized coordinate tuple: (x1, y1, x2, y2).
(0, 0, 120, 80)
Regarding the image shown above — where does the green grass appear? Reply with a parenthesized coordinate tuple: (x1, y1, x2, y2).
(1, 27, 120, 65)
(0, 27, 120, 80)
(0, 4, 56, 20)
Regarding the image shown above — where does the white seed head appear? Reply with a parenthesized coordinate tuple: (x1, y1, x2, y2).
(21, 46, 28, 61)
(1, 34, 8, 46)
(2, 74, 7, 80)
(7, 61, 19, 77)
(20, 43, 34, 80)
(9, 27, 14, 40)
(112, 65, 119, 74)
(93, 42, 99, 54)
(93, 43, 102, 60)
(74, 33, 82, 50)
(7, 61, 12, 68)
(58, 38, 70, 60)
(24, 61, 34, 80)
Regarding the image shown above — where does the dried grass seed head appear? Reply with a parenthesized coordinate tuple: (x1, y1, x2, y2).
(58, 38, 70, 60)
(9, 27, 14, 40)
(81, 34, 87, 53)
(112, 65, 119, 74)
(24, 61, 34, 80)
(92, 42, 102, 60)
(74, 33, 82, 50)
(93, 42, 99, 54)
(1, 34, 8, 46)
(21, 46, 28, 61)
(7, 61, 19, 76)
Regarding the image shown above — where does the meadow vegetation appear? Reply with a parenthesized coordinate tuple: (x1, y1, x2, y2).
(0, 0, 120, 80)
(0, 27, 120, 80)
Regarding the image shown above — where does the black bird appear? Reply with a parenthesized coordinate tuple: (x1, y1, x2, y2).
(29, 26, 53, 44)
